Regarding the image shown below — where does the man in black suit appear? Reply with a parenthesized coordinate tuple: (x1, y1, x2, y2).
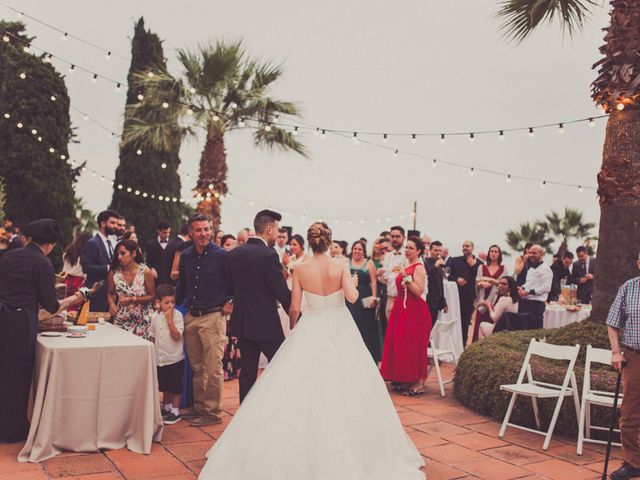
(425, 240, 448, 324)
(165, 223, 189, 286)
(570, 246, 596, 304)
(226, 210, 291, 403)
(448, 240, 480, 344)
(80, 210, 121, 312)
(145, 220, 172, 285)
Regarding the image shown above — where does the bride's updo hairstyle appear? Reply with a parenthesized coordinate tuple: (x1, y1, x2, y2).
(307, 222, 332, 254)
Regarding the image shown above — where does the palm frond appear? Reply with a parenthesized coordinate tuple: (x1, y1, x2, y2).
(496, 0, 599, 43)
(253, 125, 308, 157)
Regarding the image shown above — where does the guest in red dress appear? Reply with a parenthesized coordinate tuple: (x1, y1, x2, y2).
(381, 236, 432, 396)
(468, 245, 506, 343)
(62, 232, 92, 312)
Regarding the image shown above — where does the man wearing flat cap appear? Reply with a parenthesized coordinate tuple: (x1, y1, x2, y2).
(0, 219, 86, 443)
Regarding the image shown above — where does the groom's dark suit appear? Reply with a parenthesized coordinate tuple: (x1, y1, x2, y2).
(226, 237, 291, 403)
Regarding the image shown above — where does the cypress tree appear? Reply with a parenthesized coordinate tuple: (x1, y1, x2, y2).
(111, 18, 183, 247)
(0, 21, 77, 249)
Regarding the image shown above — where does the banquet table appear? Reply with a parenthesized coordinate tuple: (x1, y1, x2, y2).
(543, 304, 592, 329)
(18, 324, 164, 463)
(431, 281, 464, 363)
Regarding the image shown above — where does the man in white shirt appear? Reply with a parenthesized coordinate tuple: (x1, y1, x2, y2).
(274, 228, 290, 262)
(381, 226, 406, 321)
(518, 244, 553, 328)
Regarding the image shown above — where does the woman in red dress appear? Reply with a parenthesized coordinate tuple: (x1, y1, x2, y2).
(468, 245, 506, 343)
(381, 237, 432, 396)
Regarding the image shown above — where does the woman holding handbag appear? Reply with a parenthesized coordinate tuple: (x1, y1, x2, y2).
(347, 240, 380, 362)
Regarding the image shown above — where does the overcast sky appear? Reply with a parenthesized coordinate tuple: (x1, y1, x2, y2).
(7, 0, 610, 259)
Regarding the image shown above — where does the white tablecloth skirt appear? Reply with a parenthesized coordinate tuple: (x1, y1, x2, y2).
(431, 281, 464, 363)
(543, 305, 592, 329)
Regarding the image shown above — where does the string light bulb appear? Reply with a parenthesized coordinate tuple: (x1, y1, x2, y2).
(320, 129, 326, 138)
(505, 174, 512, 184)
(238, 118, 245, 127)
(588, 118, 595, 127)
(528, 127, 535, 138)
(440, 134, 446, 144)
(61, 32, 68, 41)
(578, 186, 584, 193)
(3, 113, 10, 119)
(410, 134, 417, 144)
(382, 133, 389, 143)
(468, 167, 474, 176)
(105, 51, 112, 60)
(23, 44, 30, 53)
(540, 180, 547, 189)
(187, 108, 193, 116)
(19, 72, 26, 79)
(16, 122, 23, 128)
(617, 102, 625, 111)
(69, 64, 75, 74)
(393, 149, 398, 158)
(558, 123, 565, 134)
(292, 126, 299, 136)
(115, 83, 122, 92)
(314, 127, 320, 137)
(469, 133, 475, 143)
(499, 130, 505, 140)
(50, 95, 56, 102)
(431, 159, 437, 168)
(264, 124, 272, 132)
(162, 102, 169, 108)
(83, 115, 88, 121)
(136, 149, 142, 155)
(91, 74, 98, 83)
(161, 163, 167, 169)
(2, 35, 9, 42)
(352, 132, 359, 144)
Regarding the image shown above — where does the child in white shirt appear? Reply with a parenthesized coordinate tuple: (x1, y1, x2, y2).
(149, 284, 184, 425)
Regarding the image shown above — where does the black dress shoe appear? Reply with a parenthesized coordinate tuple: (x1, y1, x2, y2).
(611, 462, 640, 480)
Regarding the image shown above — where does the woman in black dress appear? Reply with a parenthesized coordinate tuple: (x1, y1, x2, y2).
(346, 240, 381, 362)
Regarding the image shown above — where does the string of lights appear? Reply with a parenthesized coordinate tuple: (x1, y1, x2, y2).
(1, 30, 614, 142)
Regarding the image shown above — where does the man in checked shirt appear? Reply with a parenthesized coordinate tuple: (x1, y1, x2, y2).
(607, 255, 640, 480)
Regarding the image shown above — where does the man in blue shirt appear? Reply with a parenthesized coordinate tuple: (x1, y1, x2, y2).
(176, 214, 230, 426)
(607, 255, 640, 480)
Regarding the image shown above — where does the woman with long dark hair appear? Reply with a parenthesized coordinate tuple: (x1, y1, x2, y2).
(62, 231, 93, 309)
(478, 276, 519, 340)
(107, 239, 155, 339)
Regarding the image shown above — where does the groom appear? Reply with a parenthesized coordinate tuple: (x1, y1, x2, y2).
(226, 210, 292, 403)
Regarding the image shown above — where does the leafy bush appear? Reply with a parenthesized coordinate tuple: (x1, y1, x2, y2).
(454, 320, 619, 438)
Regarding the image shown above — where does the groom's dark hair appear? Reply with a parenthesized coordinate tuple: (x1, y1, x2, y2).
(254, 209, 282, 234)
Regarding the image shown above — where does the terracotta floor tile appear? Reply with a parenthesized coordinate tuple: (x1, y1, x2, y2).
(482, 445, 551, 466)
(398, 410, 439, 426)
(186, 459, 206, 476)
(161, 425, 212, 444)
(408, 430, 449, 449)
(423, 443, 488, 466)
(436, 411, 496, 426)
(165, 440, 213, 463)
(458, 457, 532, 480)
(71, 473, 125, 480)
(523, 458, 601, 480)
(0, 471, 48, 480)
(112, 455, 191, 479)
(423, 459, 467, 480)
(584, 458, 623, 474)
(105, 443, 169, 462)
(412, 421, 471, 437)
(43, 453, 114, 477)
(503, 431, 569, 450)
(466, 420, 503, 437)
(447, 432, 510, 451)
(546, 443, 605, 465)
(0, 458, 44, 475)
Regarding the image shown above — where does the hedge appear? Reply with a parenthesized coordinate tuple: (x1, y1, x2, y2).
(453, 320, 619, 439)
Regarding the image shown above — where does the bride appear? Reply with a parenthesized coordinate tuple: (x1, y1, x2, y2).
(199, 222, 425, 480)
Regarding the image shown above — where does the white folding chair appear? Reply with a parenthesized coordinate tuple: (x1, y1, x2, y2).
(577, 345, 622, 455)
(428, 318, 458, 397)
(499, 338, 581, 450)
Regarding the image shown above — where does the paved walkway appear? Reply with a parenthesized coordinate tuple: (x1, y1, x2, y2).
(0, 364, 621, 479)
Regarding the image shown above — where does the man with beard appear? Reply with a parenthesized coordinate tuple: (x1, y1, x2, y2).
(381, 226, 406, 322)
(80, 210, 121, 312)
(449, 240, 480, 344)
(425, 240, 448, 324)
(115, 216, 127, 241)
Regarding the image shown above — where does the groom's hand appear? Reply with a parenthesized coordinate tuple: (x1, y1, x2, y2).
(222, 301, 233, 316)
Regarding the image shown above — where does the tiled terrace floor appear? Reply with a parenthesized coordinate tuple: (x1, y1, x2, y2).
(0, 364, 621, 479)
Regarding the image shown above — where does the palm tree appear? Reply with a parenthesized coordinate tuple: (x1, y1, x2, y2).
(505, 220, 554, 254)
(498, 0, 640, 321)
(545, 208, 596, 255)
(122, 40, 306, 224)
(72, 196, 97, 236)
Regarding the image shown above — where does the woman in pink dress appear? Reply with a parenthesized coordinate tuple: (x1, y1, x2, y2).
(469, 244, 507, 343)
(380, 237, 432, 396)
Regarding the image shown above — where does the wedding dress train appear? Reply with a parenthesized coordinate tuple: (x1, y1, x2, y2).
(199, 290, 425, 480)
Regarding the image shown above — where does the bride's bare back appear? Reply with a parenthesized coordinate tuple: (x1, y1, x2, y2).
(288, 254, 359, 326)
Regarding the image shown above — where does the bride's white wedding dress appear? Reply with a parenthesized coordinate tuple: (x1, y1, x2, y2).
(199, 289, 425, 480)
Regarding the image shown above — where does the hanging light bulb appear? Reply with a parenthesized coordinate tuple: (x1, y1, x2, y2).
(69, 64, 75, 74)
(273, 114, 280, 124)
(320, 129, 326, 138)
(187, 108, 193, 116)
(352, 132, 359, 144)
(136, 149, 142, 155)
(109, 132, 114, 138)
(142, 192, 148, 197)
(162, 102, 169, 108)
(468, 167, 474, 176)
(134, 190, 140, 195)
(540, 180, 547, 189)
(382, 133, 389, 143)
(2, 35, 10, 43)
(118, 184, 123, 190)
(3, 113, 9, 119)
(50, 95, 56, 102)
(578, 186, 584, 193)
(126, 187, 132, 192)
(115, 83, 122, 92)
(314, 128, 320, 137)
(60, 154, 66, 160)
(558, 123, 565, 134)
(230, 102, 238, 109)
(208, 184, 214, 190)
(92, 74, 98, 83)
(147, 71, 154, 78)
(468, 133, 475, 143)
(410, 134, 417, 144)
(528, 127, 535, 138)
(105, 51, 112, 60)
(440, 134, 446, 144)
(588, 118, 595, 127)
(83, 115, 88, 121)
(431, 159, 437, 168)
(137, 93, 144, 101)
(189, 87, 196, 94)
(49, 147, 55, 153)
(499, 130, 505, 140)
(264, 124, 272, 132)
(393, 149, 398, 158)
(617, 102, 625, 111)
(161, 163, 167, 169)
(16, 122, 23, 128)
(292, 126, 299, 136)
(61, 32, 68, 41)
(23, 44, 30, 53)
(505, 174, 512, 184)
(37, 136, 42, 142)
(31, 129, 37, 135)
(238, 117, 245, 127)
(19, 72, 26, 79)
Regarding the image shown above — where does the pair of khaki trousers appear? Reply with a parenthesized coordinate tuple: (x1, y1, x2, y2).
(622, 348, 640, 467)
(184, 312, 226, 417)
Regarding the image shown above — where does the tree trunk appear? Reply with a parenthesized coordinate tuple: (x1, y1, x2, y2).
(195, 127, 228, 226)
(591, 109, 640, 321)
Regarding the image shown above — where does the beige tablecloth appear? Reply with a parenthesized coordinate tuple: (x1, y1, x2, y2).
(18, 324, 164, 463)
(543, 304, 592, 329)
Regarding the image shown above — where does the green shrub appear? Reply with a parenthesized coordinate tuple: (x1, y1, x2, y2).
(453, 320, 619, 438)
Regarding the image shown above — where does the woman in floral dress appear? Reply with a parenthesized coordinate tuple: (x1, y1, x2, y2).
(107, 239, 156, 340)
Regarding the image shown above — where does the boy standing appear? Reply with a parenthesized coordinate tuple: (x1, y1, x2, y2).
(149, 284, 184, 425)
